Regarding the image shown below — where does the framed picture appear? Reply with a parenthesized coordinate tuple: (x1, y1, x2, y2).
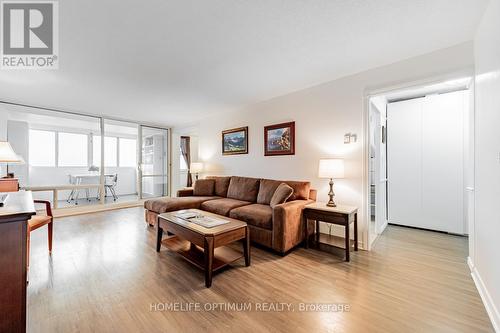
(264, 121, 295, 156)
(222, 126, 248, 155)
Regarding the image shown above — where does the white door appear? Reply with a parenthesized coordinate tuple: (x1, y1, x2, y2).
(387, 90, 466, 234)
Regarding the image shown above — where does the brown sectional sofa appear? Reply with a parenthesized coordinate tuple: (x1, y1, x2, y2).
(144, 176, 316, 254)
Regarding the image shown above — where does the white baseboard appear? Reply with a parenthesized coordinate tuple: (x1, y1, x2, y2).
(468, 257, 500, 332)
(376, 220, 388, 234)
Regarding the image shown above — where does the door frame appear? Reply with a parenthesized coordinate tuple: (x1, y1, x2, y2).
(138, 125, 170, 199)
(362, 70, 475, 251)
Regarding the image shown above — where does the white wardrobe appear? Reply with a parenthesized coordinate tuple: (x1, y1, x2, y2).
(387, 90, 468, 234)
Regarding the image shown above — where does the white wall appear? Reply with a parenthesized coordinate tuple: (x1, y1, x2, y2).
(190, 42, 474, 249)
(471, 0, 500, 330)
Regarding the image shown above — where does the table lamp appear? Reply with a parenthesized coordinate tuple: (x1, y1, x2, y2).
(318, 158, 345, 207)
(190, 162, 203, 180)
(0, 141, 22, 178)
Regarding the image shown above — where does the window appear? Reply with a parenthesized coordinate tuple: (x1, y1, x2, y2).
(92, 136, 117, 167)
(58, 132, 88, 167)
(92, 135, 100, 167)
(119, 138, 137, 167)
(179, 147, 188, 170)
(29, 130, 56, 166)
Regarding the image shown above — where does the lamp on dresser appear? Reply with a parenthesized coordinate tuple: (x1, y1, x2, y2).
(318, 158, 345, 207)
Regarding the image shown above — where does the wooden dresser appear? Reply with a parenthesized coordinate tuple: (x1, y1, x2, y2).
(0, 191, 35, 332)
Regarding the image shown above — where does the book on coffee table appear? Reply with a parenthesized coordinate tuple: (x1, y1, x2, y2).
(175, 211, 199, 219)
(174, 210, 230, 228)
(189, 216, 229, 228)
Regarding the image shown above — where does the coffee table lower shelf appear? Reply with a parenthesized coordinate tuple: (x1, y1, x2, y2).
(162, 236, 243, 272)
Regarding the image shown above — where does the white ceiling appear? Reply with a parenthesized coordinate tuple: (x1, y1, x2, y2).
(0, 0, 489, 127)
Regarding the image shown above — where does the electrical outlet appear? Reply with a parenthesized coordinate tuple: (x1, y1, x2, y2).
(344, 133, 357, 144)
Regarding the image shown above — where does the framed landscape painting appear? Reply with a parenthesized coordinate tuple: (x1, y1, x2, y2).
(264, 121, 295, 156)
(222, 126, 248, 155)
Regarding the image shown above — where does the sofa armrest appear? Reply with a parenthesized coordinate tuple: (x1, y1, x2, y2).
(272, 199, 313, 253)
(309, 189, 317, 201)
(177, 188, 194, 197)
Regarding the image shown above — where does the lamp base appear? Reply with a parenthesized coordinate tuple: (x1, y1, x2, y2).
(326, 178, 337, 207)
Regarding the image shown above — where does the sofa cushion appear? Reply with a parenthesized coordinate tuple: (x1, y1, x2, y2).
(193, 179, 215, 196)
(229, 204, 273, 230)
(226, 176, 260, 202)
(206, 176, 231, 197)
(200, 198, 251, 216)
(257, 179, 281, 204)
(257, 179, 311, 202)
(270, 183, 294, 208)
(144, 196, 218, 214)
(284, 180, 311, 201)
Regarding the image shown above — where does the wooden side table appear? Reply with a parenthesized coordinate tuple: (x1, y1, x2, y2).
(303, 202, 358, 262)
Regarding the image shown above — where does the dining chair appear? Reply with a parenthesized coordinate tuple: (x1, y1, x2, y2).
(67, 174, 76, 203)
(27, 200, 53, 268)
(105, 173, 118, 201)
(73, 176, 93, 205)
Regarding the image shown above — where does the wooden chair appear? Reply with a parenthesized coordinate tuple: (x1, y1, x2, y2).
(27, 200, 53, 267)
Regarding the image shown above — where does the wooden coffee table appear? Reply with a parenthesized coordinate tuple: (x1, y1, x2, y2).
(156, 209, 250, 287)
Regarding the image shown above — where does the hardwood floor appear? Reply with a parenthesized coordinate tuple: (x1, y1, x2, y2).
(27, 207, 493, 332)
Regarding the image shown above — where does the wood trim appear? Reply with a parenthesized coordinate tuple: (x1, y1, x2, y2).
(264, 121, 295, 156)
(51, 200, 144, 218)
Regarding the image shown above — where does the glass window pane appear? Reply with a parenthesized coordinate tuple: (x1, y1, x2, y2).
(105, 137, 117, 167)
(58, 132, 88, 167)
(119, 138, 136, 167)
(29, 130, 55, 166)
(92, 135, 101, 168)
(92, 136, 118, 167)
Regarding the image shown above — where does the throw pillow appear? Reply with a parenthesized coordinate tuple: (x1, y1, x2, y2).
(193, 179, 215, 196)
(270, 183, 294, 208)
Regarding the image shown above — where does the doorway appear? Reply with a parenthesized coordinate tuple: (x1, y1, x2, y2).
(367, 77, 473, 247)
(139, 126, 169, 199)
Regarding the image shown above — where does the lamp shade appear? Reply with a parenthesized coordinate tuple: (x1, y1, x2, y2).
(0, 141, 21, 163)
(318, 159, 344, 179)
(190, 162, 203, 174)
